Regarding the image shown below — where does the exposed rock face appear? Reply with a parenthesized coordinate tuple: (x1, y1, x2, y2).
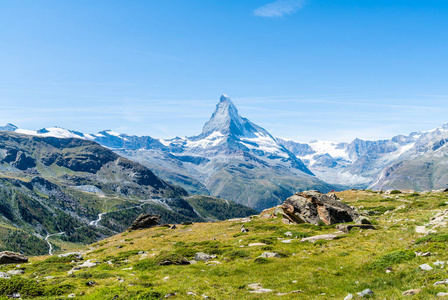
(278, 191, 359, 225)
(128, 214, 161, 231)
(0, 251, 28, 264)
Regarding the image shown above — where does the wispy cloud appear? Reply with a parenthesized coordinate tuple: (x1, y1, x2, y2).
(254, 0, 306, 18)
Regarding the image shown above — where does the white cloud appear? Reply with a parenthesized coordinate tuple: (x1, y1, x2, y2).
(254, 0, 306, 17)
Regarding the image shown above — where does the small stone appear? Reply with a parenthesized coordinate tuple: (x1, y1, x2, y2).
(187, 292, 197, 296)
(78, 260, 99, 268)
(248, 243, 267, 247)
(357, 289, 374, 297)
(68, 294, 76, 298)
(301, 234, 339, 243)
(250, 289, 273, 294)
(434, 279, 448, 285)
(44, 276, 55, 280)
(8, 293, 21, 299)
(170, 225, 177, 230)
(344, 293, 353, 300)
(58, 252, 82, 260)
(284, 231, 293, 236)
(281, 239, 292, 244)
(402, 289, 421, 296)
(7, 270, 24, 276)
(164, 293, 177, 298)
(259, 252, 280, 258)
(117, 278, 125, 283)
(419, 263, 433, 271)
(415, 251, 431, 257)
(356, 217, 372, 225)
(248, 283, 263, 290)
(438, 292, 448, 297)
(163, 276, 170, 281)
(0, 272, 11, 279)
(434, 261, 446, 266)
(194, 252, 217, 262)
(86, 281, 95, 286)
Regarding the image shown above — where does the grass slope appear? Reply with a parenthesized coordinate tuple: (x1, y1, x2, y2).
(3, 190, 448, 299)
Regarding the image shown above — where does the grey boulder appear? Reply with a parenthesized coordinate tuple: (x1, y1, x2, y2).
(128, 214, 161, 231)
(0, 251, 28, 265)
(279, 191, 359, 225)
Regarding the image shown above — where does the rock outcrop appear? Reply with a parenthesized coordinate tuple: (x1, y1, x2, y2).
(128, 214, 161, 231)
(269, 191, 359, 225)
(0, 251, 28, 264)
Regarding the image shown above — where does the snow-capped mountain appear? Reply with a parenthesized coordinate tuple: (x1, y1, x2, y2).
(4, 94, 448, 201)
(279, 124, 448, 191)
(0, 95, 332, 211)
(127, 94, 331, 210)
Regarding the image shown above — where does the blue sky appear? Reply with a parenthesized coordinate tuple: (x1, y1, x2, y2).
(1, 0, 448, 142)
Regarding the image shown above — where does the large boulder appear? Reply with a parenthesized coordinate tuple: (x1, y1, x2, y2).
(128, 214, 161, 231)
(0, 251, 28, 265)
(276, 191, 359, 225)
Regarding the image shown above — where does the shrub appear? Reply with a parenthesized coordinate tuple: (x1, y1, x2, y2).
(225, 250, 251, 259)
(415, 233, 448, 245)
(254, 257, 270, 264)
(369, 250, 415, 270)
(104, 250, 141, 262)
(174, 247, 197, 258)
(134, 259, 157, 271)
(258, 237, 277, 245)
(275, 229, 311, 238)
(44, 254, 81, 263)
(233, 232, 248, 238)
(366, 206, 396, 215)
(154, 252, 188, 265)
(390, 190, 401, 194)
(0, 277, 44, 298)
(253, 224, 281, 231)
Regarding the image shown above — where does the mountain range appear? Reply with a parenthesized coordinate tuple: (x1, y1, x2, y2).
(2, 94, 448, 212)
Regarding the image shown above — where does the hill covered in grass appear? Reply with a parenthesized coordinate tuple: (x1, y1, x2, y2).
(2, 190, 448, 299)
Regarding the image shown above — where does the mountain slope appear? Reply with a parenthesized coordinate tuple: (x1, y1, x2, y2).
(0, 131, 257, 255)
(370, 125, 448, 191)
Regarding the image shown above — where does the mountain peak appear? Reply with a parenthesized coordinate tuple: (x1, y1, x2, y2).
(0, 123, 18, 132)
(220, 94, 231, 102)
(201, 95, 245, 137)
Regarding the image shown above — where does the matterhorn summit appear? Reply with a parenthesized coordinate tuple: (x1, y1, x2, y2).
(200, 94, 272, 139)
